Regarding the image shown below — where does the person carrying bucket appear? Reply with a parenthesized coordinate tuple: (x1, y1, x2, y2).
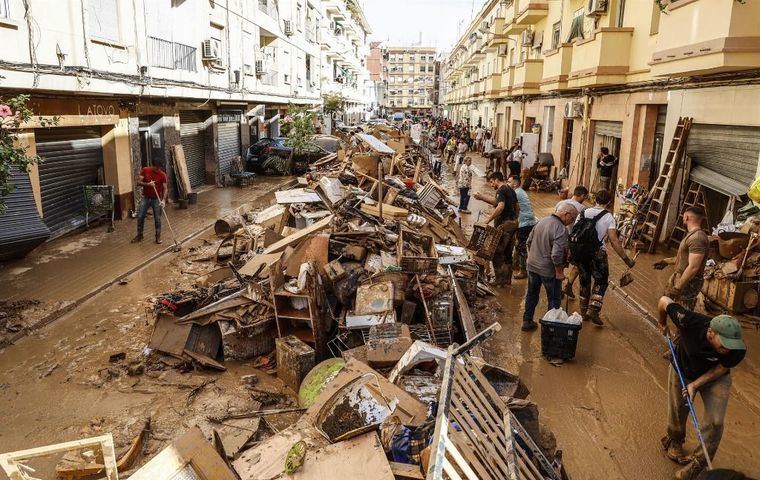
(657, 295, 747, 480)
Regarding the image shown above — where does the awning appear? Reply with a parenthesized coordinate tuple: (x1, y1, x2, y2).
(690, 165, 748, 198)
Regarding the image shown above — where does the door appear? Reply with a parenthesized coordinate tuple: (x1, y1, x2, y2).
(495, 113, 504, 149)
(562, 119, 574, 170)
(179, 110, 210, 188)
(649, 106, 666, 190)
(590, 120, 623, 190)
(511, 120, 522, 145)
(542, 106, 555, 153)
(36, 127, 104, 237)
(217, 112, 242, 178)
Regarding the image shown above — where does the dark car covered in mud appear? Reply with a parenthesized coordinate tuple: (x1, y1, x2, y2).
(245, 135, 341, 175)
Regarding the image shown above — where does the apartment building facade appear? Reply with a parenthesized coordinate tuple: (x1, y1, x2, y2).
(318, 0, 372, 125)
(443, 0, 760, 232)
(382, 46, 438, 116)
(0, 0, 372, 256)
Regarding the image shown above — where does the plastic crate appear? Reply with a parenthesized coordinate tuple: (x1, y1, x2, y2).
(539, 320, 582, 360)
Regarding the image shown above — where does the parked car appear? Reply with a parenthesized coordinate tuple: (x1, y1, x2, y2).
(245, 137, 331, 175)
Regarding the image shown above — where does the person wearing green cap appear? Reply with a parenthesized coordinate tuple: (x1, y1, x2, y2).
(657, 296, 747, 480)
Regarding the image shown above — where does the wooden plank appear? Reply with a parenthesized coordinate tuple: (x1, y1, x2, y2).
(0, 435, 118, 480)
(389, 461, 424, 480)
(451, 275, 482, 358)
(448, 397, 509, 479)
(444, 440, 480, 480)
(263, 214, 334, 254)
(171, 144, 192, 197)
(445, 426, 493, 480)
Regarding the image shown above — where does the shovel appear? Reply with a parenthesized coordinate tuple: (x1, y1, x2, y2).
(619, 251, 640, 287)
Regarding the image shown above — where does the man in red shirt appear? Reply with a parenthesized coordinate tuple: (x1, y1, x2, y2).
(131, 160, 169, 244)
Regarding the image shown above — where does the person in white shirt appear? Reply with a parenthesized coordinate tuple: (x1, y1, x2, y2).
(457, 157, 473, 213)
(483, 132, 494, 155)
(556, 186, 589, 299)
(475, 126, 485, 152)
(455, 140, 468, 174)
(573, 189, 635, 325)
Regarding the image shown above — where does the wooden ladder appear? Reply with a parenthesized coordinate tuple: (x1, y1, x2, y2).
(638, 117, 693, 254)
(667, 181, 706, 249)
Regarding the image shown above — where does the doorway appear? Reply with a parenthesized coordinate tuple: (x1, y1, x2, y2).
(561, 119, 574, 171)
(542, 106, 555, 153)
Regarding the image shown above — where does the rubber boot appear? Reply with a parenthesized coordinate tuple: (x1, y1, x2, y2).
(131, 234, 144, 243)
(588, 294, 604, 326)
(155, 232, 162, 245)
(489, 266, 508, 287)
(562, 281, 575, 299)
(514, 268, 527, 280)
(579, 297, 589, 320)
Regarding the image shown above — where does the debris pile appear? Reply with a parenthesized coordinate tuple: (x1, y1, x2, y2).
(0, 125, 569, 480)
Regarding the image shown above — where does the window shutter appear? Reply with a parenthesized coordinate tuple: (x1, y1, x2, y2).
(89, 0, 120, 42)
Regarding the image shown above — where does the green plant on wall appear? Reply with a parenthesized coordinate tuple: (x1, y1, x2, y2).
(655, 0, 744, 12)
(0, 95, 57, 215)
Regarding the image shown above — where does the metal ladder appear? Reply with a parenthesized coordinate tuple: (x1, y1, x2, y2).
(638, 117, 693, 254)
(667, 181, 706, 249)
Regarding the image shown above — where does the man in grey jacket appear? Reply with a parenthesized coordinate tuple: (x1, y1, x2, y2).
(521, 203, 579, 331)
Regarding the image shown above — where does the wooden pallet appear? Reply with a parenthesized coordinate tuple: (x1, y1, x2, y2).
(637, 117, 693, 254)
(667, 181, 707, 249)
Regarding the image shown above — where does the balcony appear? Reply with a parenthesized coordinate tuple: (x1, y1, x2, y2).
(512, 59, 543, 95)
(500, 66, 515, 95)
(651, 0, 760, 77)
(568, 28, 633, 89)
(515, 0, 548, 26)
(485, 18, 507, 50)
(502, 0, 525, 35)
(258, 0, 279, 19)
(484, 74, 502, 99)
(540, 43, 573, 92)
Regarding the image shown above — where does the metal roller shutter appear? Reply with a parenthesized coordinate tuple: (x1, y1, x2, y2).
(594, 120, 623, 138)
(179, 111, 209, 188)
(36, 127, 103, 236)
(217, 120, 241, 178)
(0, 167, 51, 260)
(687, 124, 760, 189)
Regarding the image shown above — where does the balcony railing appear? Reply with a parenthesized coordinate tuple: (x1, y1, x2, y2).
(568, 28, 633, 88)
(148, 36, 197, 72)
(516, 0, 549, 25)
(540, 43, 573, 91)
(260, 70, 279, 86)
(651, 0, 760, 77)
(258, 0, 278, 19)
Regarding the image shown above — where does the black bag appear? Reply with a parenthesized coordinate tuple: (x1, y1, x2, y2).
(569, 209, 609, 263)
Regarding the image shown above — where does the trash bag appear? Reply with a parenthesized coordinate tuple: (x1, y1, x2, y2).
(541, 308, 568, 323)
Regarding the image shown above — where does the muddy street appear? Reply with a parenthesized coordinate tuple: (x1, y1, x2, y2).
(0, 150, 757, 479)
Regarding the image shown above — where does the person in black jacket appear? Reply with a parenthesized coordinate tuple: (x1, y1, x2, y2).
(596, 147, 618, 191)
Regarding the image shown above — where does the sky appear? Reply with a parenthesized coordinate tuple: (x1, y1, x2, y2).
(360, 0, 487, 53)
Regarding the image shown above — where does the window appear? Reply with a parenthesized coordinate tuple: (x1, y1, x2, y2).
(567, 9, 585, 42)
(420, 65, 426, 73)
(428, 66, 434, 72)
(89, 0, 120, 43)
(0, 0, 9, 19)
(650, 3, 661, 35)
(209, 24, 225, 65)
(551, 22, 561, 50)
(243, 31, 254, 75)
(617, 0, 626, 28)
(428, 55, 434, 61)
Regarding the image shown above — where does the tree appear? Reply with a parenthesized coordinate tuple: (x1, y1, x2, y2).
(0, 95, 57, 215)
(322, 93, 346, 118)
(262, 104, 317, 175)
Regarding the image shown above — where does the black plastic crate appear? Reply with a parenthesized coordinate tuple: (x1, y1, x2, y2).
(539, 320, 582, 360)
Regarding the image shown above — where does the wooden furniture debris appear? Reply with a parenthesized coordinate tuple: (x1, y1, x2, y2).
(263, 214, 334, 254)
(276, 335, 316, 393)
(357, 133, 397, 155)
(398, 229, 438, 273)
(361, 202, 409, 220)
(638, 117, 693, 253)
(426, 324, 562, 480)
(270, 260, 328, 360)
(56, 418, 150, 480)
(171, 144, 192, 199)
(129, 427, 238, 480)
(0, 435, 118, 480)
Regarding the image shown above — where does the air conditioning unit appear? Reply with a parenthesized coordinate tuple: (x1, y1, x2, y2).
(564, 101, 584, 118)
(521, 30, 534, 47)
(587, 0, 608, 15)
(255, 60, 265, 76)
(284, 20, 293, 36)
(202, 39, 220, 60)
(244, 63, 253, 75)
(497, 44, 508, 56)
(479, 20, 490, 33)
